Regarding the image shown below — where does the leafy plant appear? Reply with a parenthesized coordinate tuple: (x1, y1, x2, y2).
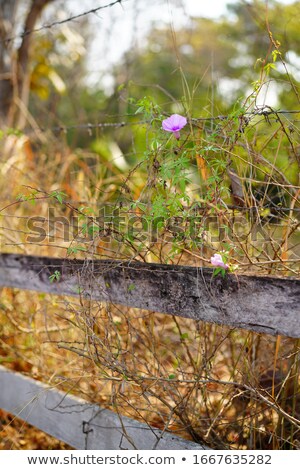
(49, 270, 61, 283)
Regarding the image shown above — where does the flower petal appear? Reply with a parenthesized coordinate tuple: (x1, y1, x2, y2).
(162, 119, 175, 132)
(210, 253, 228, 269)
(162, 114, 187, 133)
(171, 114, 187, 130)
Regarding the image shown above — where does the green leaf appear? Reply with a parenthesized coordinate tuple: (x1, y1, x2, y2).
(179, 179, 186, 193)
(271, 49, 281, 62)
(117, 83, 125, 92)
(49, 270, 61, 283)
(50, 190, 67, 204)
(135, 106, 144, 115)
(67, 245, 86, 255)
(212, 267, 223, 277)
(88, 225, 100, 236)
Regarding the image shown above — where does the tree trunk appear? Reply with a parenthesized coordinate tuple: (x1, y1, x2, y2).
(0, 0, 18, 126)
(0, 0, 54, 128)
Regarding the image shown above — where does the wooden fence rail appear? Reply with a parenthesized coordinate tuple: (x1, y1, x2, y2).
(0, 366, 206, 450)
(0, 252, 300, 449)
(0, 253, 299, 337)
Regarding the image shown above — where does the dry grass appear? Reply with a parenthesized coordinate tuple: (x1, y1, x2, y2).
(1, 285, 300, 449)
(0, 410, 72, 450)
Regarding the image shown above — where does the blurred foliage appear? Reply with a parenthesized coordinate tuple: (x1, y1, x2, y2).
(105, 0, 300, 119)
(25, 0, 300, 164)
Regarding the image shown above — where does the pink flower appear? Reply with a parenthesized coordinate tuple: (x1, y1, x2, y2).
(162, 114, 187, 139)
(210, 253, 229, 270)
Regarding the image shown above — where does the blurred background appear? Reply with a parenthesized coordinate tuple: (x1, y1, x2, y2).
(1, 0, 300, 132)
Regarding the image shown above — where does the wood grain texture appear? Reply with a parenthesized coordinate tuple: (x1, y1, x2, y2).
(0, 366, 207, 450)
(0, 253, 299, 337)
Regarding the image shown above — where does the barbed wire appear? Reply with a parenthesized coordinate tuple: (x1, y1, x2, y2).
(2, 0, 125, 45)
(22, 107, 300, 134)
(46, 119, 145, 133)
(192, 107, 300, 122)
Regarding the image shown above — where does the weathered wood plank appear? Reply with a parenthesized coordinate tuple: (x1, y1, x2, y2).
(0, 366, 206, 450)
(0, 253, 299, 337)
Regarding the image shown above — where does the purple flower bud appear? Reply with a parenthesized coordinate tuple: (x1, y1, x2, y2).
(210, 253, 229, 270)
(162, 114, 187, 139)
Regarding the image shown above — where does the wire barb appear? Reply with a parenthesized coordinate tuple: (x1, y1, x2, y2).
(1, 0, 124, 44)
